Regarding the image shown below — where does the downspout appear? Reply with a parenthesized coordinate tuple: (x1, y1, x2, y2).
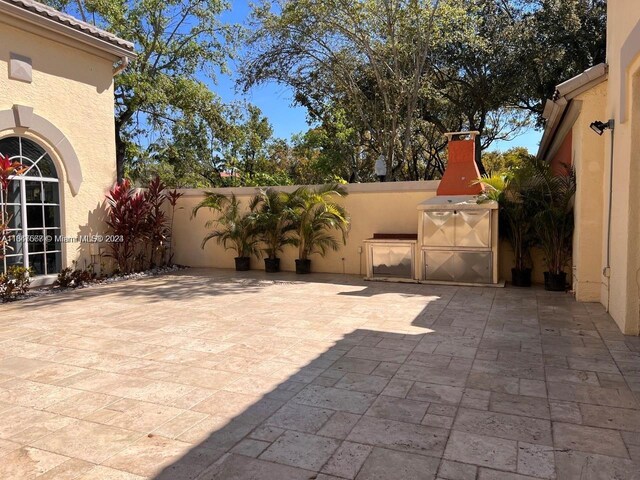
(604, 121, 615, 312)
(113, 56, 130, 76)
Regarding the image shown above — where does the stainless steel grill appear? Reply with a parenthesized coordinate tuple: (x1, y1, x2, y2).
(418, 195, 499, 285)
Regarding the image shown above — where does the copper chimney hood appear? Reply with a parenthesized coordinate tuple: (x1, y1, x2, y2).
(416, 131, 500, 286)
(437, 131, 484, 196)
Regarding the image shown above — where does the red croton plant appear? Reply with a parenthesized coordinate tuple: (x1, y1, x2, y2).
(0, 153, 27, 260)
(104, 177, 183, 274)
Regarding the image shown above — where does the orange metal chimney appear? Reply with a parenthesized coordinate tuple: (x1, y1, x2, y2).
(437, 131, 484, 196)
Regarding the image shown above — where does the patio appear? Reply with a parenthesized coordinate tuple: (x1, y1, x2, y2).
(0, 269, 639, 479)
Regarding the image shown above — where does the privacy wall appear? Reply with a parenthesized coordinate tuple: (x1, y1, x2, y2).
(171, 181, 552, 283)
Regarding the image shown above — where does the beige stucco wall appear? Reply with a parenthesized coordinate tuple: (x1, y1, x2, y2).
(571, 82, 607, 302)
(0, 19, 118, 274)
(497, 242, 554, 287)
(172, 183, 439, 276)
(602, 0, 640, 334)
(172, 182, 526, 284)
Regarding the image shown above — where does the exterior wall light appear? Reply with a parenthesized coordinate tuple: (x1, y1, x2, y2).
(590, 119, 615, 135)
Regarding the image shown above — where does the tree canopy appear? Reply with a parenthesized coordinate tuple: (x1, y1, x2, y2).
(44, 0, 239, 182)
(242, 0, 606, 180)
(40, 0, 606, 185)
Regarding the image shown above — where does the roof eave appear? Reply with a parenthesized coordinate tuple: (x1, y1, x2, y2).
(0, 1, 136, 60)
(537, 63, 608, 161)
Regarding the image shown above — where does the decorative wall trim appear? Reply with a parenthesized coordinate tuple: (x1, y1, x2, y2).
(12, 104, 33, 127)
(9, 52, 32, 83)
(0, 105, 82, 195)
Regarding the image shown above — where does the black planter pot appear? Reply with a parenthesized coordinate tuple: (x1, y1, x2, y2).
(544, 271, 567, 291)
(234, 257, 251, 271)
(264, 257, 280, 273)
(295, 259, 311, 274)
(511, 268, 532, 287)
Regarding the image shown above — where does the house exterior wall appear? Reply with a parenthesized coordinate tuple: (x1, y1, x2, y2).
(570, 82, 607, 302)
(603, 0, 640, 334)
(0, 19, 118, 274)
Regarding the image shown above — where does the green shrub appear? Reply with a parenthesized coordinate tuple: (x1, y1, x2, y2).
(0, 266, 33, 302)
(57, 267, 97, 288)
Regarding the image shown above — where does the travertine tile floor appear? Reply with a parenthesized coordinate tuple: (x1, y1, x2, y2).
(0, 268, 639, 479)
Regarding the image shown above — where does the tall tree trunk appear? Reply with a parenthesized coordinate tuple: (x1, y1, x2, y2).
(115, 125, 127, 184)
(115, 106, 134, 184)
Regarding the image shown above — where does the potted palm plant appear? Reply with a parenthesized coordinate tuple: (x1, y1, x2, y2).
(479, 166, 536, 287)
(192, 193, 259, 271)
(530, 161, 576, 291)
(288, 184, 350, 274)
(250, 188, 295, 273)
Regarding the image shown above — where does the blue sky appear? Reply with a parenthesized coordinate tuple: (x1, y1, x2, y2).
(212, 0, 543, 154)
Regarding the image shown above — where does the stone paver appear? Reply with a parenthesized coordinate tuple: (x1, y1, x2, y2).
(0, 268, 639, 479)
(355, 447, 440, 480)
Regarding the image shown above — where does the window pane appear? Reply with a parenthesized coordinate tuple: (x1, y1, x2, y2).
(46, 230, 61, 252)
(35, 157, 57, 178)
(25, 182, 43, 203)
(46, 252, 61, 275)
(7, 181, 20, 203)
(5, 255, 24, 270)
(26, 205, 43, 228)
(21, 138, 47, 161)
(44, 206, 60, 228)
(43, 182, 59, 203)
(0, 137, 20, 158)
(28, 229, 45, 253)
(5, 230, 23, 254)
(28, 254, 45, 275)
(1, 137, 61, 277)
(5, 204, 21, 228)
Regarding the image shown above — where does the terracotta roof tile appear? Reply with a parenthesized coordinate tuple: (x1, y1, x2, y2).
(1, 0, 135, 53)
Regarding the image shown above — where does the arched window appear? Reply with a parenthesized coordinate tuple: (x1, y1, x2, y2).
(0, 136, 62, 276)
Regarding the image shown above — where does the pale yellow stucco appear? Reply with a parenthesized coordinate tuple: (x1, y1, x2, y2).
(172, 183, 440, 276)
(0, 18, 119, 275)
(537, 1, 640, 335)
(571, 81, 607, 303)
(172, 182, 523, 284)
(602, 0, 640, 335)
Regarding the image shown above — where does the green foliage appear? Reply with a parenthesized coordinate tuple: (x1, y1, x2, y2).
(476, 173, 509, 203)
(288, 184, 350, 260)
(243, 0, 455, 181)
(43, 0, 239, 181)
(481, 148, 536, 176)
(250, 188, 296, 259)
(40, 0, 605, 185)
(104, 177, 181, 273)
(518, 0, 607, 124)
(192, 193, 260, 258)
(478, 162, 539, 271)
(57, 267, 97, 288)
(241, 0, 605, 181)
(480, 158, 577, 275)
(529, 161, 577, 274)
(0, 266, 33, 302)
